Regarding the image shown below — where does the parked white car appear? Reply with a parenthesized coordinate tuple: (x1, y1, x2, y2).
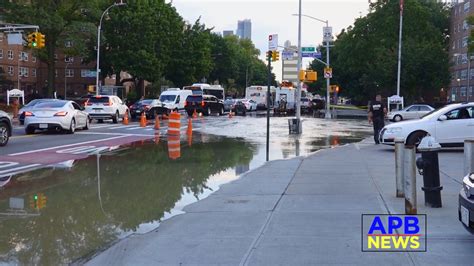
(84, 95, 129, 123)
(387, 104, 434, 122)
(24, 100, 89, 134)
(238, 99, 258, 111)
(380, 103, 474, 147)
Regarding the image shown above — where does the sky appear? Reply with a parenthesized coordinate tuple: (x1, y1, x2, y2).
(172, 0, 371, 81)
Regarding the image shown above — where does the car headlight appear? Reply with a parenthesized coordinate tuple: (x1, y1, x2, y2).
(385, 127, 402, 134)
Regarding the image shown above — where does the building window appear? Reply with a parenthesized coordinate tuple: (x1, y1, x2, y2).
(462, 54, 468, 64)
(7, 50, 13, 60)
(66, 69, 74, 77)
(55, 69, 58, 77)
(0, 49, 2, 59)
(19, 67, 28, 77)
(465, 1, 470, 13)
(54, 54, 58, 61)
(32, 56, 36, 63)
(20, 52, 28, 61)
(65, 56, 74, 63)
(463, 36, 468, 47)
(461, 69, 468, 80)
(464, 20, 469, 31)
(469, 87, 473, 96)
(0, 33, 3, 42)
(461, 87, 467, 96)
(7, 66, 14, 76)
(65, 40, 73, 47)
(32, 68, 37, 77)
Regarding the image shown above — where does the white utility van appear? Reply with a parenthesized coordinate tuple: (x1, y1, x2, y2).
(159, 88, 192, 111)
(183, 83, 225, 101)
(245, 85, 276, 109)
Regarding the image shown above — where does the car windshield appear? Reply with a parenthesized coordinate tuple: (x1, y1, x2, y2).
(420, 105, 452, 119)
(186, 95, 202, 102)
(34, 101, 67, 108)
(139, 100, 153, 105)
(160, 95, 176, 102)
(25, 99, 54, 107)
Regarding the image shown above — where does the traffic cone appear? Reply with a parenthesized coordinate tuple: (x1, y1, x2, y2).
(187, 118, 193, 135)
(123, 111, 129, 125)
(154, 115, 160, 130)
(192, 109, 197, 119)
(140, 112, 147, 127)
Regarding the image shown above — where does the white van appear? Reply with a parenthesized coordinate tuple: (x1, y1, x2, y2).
(245, 85, 276, 109)
(159, 88, 192, 111)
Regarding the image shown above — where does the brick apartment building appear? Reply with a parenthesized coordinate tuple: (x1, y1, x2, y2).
(449, 0, 474, 102)
(0, 32, 97, 102)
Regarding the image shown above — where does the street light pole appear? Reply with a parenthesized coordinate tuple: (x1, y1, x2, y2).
(293, 14, 331, 119)
(295, 0, 303, 134)
(468, 54, 471, 102)
(64, 62, 71, 99)
(96, 1, 126, 96)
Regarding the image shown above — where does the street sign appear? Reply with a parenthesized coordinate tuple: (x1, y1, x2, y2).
(323, 27, 333, 42)
(302, 47, 315, 52)
(324, 67, 332, 78)
(302, 52, 322, 58)
(268, 34, 278, 51)
(282, 51, 295, 60)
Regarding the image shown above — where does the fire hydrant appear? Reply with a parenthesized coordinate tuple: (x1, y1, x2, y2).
(416, 136, 443, 208)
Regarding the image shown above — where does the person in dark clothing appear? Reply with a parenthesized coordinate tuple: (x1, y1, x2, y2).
(368, 95, 387, 144)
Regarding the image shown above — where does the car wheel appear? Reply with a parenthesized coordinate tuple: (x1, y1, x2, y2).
(84, 117, 90, 130)
(206, 107, 211, 116)
(25, 127, 35, 135)
(67, 119, 76, 134)
(406, 131, 427, 147)
(219, 107, 224, 115)
(394, 115, 403, 122)
(112, 111, 119, 124)
(0, 122, 10, 146)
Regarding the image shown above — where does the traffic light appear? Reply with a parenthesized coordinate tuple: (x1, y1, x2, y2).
(271, 51, 279, 62)
(335, 86, 340, 93)
(267, 51, 273, 61)
(306, 70, 317, 82)
(29, 193, 47, 210)
(27, 32, 38, 48)
(299, 70, 306, 81)
(37, 33, 46, 48)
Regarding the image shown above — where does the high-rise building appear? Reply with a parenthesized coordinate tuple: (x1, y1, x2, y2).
(236, 19, 251, 40)
(449, 0, 474, 102)
(282, 40, 298, 86)
(223, 30, 234, 37)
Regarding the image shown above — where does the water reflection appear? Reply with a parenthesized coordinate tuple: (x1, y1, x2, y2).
(0, 134, 255, 265)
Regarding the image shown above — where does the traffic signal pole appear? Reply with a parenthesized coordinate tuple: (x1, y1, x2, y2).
(266, 51, 272, 162)
(295, 0, 303, 134)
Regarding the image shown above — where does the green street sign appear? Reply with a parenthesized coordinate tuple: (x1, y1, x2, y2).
(302, 47, 315, 52)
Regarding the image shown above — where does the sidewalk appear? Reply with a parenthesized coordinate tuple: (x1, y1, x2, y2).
(85, 139, 474, 265)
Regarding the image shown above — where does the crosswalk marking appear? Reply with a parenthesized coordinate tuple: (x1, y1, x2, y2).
(0, 164, 41, 175)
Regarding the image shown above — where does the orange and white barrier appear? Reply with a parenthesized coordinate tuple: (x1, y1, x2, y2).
(168, 112, 181, 135)
(167, 135, 181, 160)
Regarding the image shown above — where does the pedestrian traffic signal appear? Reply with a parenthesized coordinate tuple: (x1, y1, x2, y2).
(271, 51, 280, 61)
(27, 32, 38, 48)
(37, 33, 46, 48)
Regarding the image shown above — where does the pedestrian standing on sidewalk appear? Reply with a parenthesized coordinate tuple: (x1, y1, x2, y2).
(368, 94, 387, 144)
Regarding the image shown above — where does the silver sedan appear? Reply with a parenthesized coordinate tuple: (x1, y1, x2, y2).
(24, 100, 90, 134)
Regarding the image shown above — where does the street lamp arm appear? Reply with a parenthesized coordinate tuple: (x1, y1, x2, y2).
(292, 14, 328, 25)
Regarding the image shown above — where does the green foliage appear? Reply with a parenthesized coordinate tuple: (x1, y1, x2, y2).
(3, 0, 98, 96)
(311, 0, 450, 104)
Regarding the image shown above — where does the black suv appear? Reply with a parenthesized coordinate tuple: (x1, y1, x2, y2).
(185, 95, 224, 116)
(0, 110, 12, 146)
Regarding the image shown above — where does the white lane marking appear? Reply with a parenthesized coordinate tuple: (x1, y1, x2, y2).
(75, 132, 159, 137)
(8, 135, 127, 156)
(90, 124, 117, 129)
(105, 125, 136, 130)
(0, 164, 41, 174)
(126, 126, 145, 130)
(0, 162, 19, 169)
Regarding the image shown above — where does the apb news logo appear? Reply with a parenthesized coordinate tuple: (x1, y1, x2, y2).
(361, 214, 427, 252)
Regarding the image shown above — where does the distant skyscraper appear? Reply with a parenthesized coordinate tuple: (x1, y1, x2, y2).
(223, 30, 234, 37)
(236, 19, 251, 40)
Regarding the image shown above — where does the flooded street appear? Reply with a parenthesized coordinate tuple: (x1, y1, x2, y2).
(0, 116, 372, 264)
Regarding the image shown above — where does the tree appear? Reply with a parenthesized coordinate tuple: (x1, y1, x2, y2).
(312, 0, 450, 104)
(3, 0, 98, 96)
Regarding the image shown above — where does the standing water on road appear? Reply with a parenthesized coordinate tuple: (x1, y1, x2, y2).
(0, 117, 371, 264)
